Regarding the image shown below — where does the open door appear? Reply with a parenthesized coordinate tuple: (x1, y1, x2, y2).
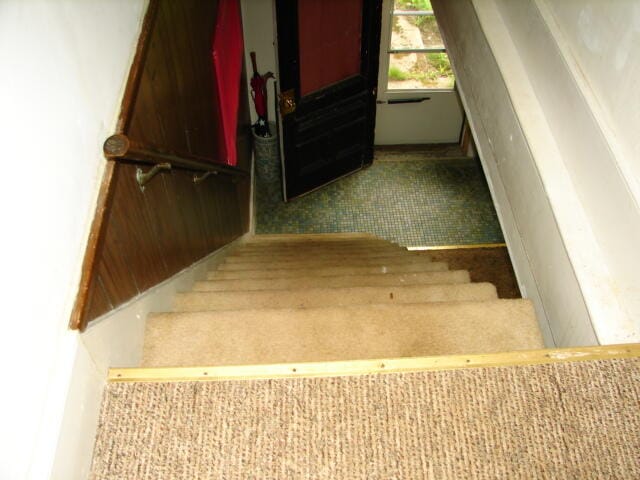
(275, 0, 382, 200)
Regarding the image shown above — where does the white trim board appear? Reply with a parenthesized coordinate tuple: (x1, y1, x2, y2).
(434, 0, 598, 347)
(436, 0, 640, 346)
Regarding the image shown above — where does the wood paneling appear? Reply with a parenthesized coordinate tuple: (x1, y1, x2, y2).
(82, 164, 250, 326)
(128, 0, 223, 163)
(72, 0, 252, 329)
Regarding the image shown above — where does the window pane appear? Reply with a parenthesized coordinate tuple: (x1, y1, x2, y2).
(387, 52, 455, 90)
(390, 15, 444, 50)
(394, 0, 433, 12)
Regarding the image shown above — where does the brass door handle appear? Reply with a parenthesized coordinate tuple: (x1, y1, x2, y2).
(279, 89, 296, 116)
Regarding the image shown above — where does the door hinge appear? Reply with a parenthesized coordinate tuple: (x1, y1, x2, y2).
(279, 89, 296, 116)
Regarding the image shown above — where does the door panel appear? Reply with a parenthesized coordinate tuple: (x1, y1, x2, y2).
(298, 0, 363, 95)
(375, 92, 464, 144)
(276, 0, 382, 200)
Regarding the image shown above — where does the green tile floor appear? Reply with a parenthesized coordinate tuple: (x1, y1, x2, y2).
(255, 148, 505, 247)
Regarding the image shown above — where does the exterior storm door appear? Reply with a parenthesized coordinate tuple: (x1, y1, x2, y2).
(276, 0, 382, 200)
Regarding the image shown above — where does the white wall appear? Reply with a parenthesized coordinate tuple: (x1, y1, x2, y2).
(0, 1, 147, 478)
(530, 0, 640, 334)
(434, 0, 640, 346)
(544, 0, 640, 192)
(374, 93, 464, 145)
(491, 0, 640, 343)
(240, 0, 278, 125)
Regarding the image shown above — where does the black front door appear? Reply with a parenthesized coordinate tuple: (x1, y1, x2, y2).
(275, 0, 382, 200)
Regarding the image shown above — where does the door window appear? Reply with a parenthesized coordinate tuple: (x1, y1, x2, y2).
(381, 0, 454, 91)
(298, 0, 363, 96)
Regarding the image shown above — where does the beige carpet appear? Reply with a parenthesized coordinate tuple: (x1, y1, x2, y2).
(90, 357, 640, 479)
(144, 301, 542, 366)
(143, 233, 543, 366)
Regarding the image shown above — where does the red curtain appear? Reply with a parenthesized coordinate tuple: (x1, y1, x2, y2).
(212, 0, 244, 166)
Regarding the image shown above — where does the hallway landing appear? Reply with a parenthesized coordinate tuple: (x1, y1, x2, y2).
(255, 145, 504, 247)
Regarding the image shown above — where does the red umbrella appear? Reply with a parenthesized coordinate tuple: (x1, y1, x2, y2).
(250, 51, 274, 137)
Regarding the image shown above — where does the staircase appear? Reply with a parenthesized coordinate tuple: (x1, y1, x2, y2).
(91, 233, 640, 478)
(142, 233, 543, 367)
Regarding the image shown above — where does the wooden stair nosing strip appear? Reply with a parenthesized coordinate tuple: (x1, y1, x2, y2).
(109, 343, 640, 383)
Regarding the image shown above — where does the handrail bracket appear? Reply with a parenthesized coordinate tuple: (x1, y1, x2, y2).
(193, 171, 217, 184)
(136, 162, 171, 191)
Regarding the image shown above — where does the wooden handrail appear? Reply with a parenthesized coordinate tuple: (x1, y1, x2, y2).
(103, 134, 250, 178)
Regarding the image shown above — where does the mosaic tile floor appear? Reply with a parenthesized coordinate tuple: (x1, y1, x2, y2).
(255, 149, 505, 247)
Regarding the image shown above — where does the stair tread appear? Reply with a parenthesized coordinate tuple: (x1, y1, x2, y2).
(229, 247, 416, 258)
(218, 257, 435, 271)
(143, 300, 542, 366)
(207, 262, 449, 280)
(194, 270, 470, 291)
(174, 283, 498, 311)
(238, 244, 401, 253)
(246, 233, 380, 243)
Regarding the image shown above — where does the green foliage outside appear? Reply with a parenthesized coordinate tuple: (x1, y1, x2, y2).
(389, 66, 409, 81)
(389, 53, 454, 88)
(395, 0, 433, 11)
(389, 0, 454, 88)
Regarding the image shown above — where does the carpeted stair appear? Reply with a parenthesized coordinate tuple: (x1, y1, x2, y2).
(91, 355, 640, 479)
(142, 233, 544, 366)
(92, 234, 640, 478)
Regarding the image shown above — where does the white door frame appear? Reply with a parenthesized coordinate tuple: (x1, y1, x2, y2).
(374, 0, 464, 145)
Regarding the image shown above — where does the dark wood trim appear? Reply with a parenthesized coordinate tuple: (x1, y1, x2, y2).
(72, 0, 252, 330)
(104, 134, 249, 177)
(362, 0, 383, 165)
(70, 0, 158, 331)
(275, 0, 300, 98)
(117, 0, 160, 133)
(69, 160, 117, 331)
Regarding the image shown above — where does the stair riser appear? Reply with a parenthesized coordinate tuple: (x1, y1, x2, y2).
(218, 256, 436, 271)
(247, 233, 377, 241)
(194, 270, 470, 292)
(244, 240, 390, 248)
(238, 244, 402, 254)
(174, 283, 498, 311)
(225, 251, 432, 263)
(207, 262, 449, 280)
(233, 244, 411, 254)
